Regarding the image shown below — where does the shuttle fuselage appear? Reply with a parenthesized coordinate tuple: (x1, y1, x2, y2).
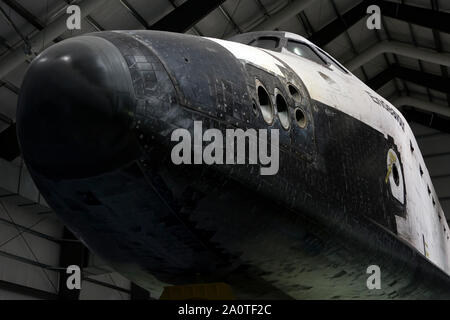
(16, 30, 450, 299)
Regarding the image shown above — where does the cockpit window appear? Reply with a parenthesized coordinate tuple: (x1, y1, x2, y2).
(248, 37, 280, 50)
(286, 40, 326, 65)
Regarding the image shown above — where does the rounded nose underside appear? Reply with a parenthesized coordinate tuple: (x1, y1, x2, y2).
(17, 35, 140, 179)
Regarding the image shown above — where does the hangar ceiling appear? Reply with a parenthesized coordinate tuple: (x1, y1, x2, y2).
(0, 0, 449, 293)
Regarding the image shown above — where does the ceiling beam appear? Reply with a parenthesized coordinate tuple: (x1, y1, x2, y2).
(1, 0, 64, 43)
(251, 0, 315, 31)
(345, 40, 450, 71)
(381, 0, 450, 34)
(0, 279, 58, 300)
(0, 112, 12, 124)
(309, 0, 367, 47)
(328, 0, 357, 56)
(219, 5, 242, 34)
(0, 35, 12, 53)
(2, 0, 45, 30)
(120, 0, 150, 29)
(430, 0, 450, 106)
(0, 158, 49, 207)
(150, 0, 226, 33)
(393, 96, 450, 118)
(0, 0, 106, 80)
(309, 0, 450, 47)
(0, 248, 57, 270)
(0, 79, 20, 95)
(329, 0, 369, 82)
(405, 10, 433, 102)
(0, 216, 77, 244)
(402, 106, 450, 135)
(367, 64, 450, 94)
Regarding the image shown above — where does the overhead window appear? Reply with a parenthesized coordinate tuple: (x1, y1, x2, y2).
(286, 41, 326, 65)
(248, 37, 280, 50)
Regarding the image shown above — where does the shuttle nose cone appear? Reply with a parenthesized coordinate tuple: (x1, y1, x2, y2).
(17, 36, 140, 179)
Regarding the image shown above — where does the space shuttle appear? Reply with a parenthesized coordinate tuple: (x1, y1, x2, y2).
(16, 30, 450, 299)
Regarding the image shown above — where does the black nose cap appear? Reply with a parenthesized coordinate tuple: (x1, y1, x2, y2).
(17, 36, 141, 179)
